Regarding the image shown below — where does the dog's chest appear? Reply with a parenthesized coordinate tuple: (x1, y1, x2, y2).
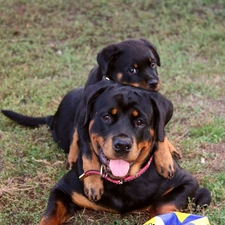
(98, 177, 160, 213)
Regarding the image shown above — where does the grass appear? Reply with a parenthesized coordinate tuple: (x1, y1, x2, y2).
(0, 0, 225, 224)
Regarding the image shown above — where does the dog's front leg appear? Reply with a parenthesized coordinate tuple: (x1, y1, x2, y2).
(81, 151, 104, 202)
(67, 129, 79, 169)
(67, 129, 104, 201)
(154, 137, 182, 179)
(39, 187, 78, 225)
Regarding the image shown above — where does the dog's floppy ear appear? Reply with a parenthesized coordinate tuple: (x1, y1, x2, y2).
(97, 44, 122, 77)
(150, 92, 173, 142)
(83, 80, 114, 125)
(140, 39, 161, 66)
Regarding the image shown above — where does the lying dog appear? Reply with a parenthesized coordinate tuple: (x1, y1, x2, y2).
(37, 82, 210, 225)
(1, 79, 173, 201)
(2, 39, 181, 201)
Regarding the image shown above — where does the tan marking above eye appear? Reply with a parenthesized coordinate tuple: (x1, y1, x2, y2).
(132, 110, 139, 117)
(134, 63, 138, 68)
(117, 73, 123, 80)
(150, 129, 155, 138)
(111, 108, 118, 115)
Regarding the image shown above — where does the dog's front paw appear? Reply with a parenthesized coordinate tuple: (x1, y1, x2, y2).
(154, 144, 175, 179)
(168, 141, 182, 160)
(83, 176, 104, 202)
(155, 138, 182, 179)
(154, 154, 175, 179)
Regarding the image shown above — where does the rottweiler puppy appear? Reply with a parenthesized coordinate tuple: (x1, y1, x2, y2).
(38, 81, 211, 225)
(85, 39, 161, 90)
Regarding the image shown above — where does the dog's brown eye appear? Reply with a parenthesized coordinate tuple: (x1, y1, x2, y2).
(102, 115, 110, 122)
(128, 67, 137, 74)
(136, 119, 144, 127)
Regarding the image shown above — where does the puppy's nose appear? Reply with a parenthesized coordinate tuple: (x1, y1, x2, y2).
(113, 138, 132, 154)
(147, 79, 158, 89)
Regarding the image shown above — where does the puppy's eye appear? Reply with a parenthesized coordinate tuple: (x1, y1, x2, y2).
(151, 62, 156, 68)
(136, 119, 144, 127)
(102, 115, 111, 122)
(128, 67, 137, 74)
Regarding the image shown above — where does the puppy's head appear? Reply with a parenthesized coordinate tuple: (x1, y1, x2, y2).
(84, 81, 173, 178)
(97, 39, 161, 91)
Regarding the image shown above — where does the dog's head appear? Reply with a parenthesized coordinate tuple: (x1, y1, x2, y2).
(83, 81, 173, 178)
(97, 39, 161, 91)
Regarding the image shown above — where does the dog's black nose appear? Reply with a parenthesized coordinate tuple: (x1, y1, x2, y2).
(113, 137, 132, 153)
(147, 79, 158, 89)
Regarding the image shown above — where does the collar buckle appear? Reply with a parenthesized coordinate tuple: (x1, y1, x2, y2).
(118, 179, 124, 185)
(100, 164, 108, 178)
(102, 75, 110, 81)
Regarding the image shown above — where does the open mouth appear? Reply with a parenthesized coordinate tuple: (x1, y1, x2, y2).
(98, 146, 131, 178)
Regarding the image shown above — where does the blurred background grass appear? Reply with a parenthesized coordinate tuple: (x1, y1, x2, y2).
(0, 0, 225, 224)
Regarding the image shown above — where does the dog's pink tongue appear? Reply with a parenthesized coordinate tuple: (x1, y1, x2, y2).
(109, 159, 130, 177)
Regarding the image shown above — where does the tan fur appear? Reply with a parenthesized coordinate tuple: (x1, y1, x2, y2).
(117, 72, 123, 81)
(120, 81, 161, 91)
(82, 147, 104, 201)
(78, 120, 104, 201)
(71, 192, 117, 213)
(149, 203, 179, 218)
(154, 137, 181, 178)
(39, 201, 71, 225)
(132, 110, 138, 117)
(67, 129, 79, 169)
(129, 129, 154, 175)
(111, 108, 118, 115)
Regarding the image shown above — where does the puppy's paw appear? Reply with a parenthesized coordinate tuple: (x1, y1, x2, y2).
(84, 176, 104, 202)
(168, 142, 182, 160)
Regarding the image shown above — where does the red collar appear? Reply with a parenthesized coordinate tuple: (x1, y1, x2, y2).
(79, 156, 153, 185)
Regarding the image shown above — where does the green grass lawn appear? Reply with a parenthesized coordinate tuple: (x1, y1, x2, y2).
(0, 0, 225, 224)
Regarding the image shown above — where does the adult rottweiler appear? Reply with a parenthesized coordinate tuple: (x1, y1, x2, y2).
(37, 81, 211, 225)
(2, 39, 180, 201)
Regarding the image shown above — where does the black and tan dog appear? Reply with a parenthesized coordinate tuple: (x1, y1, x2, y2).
(2, 39, 181, 202)
(36, 81, 210, 225)
(85, 38, 161, 90)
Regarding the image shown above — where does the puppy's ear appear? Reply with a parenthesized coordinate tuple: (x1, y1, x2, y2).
(140, 39, 161, 66)
(150, 92, 173, 142)
(83, 80, 114, 125)
(97, 44, 122, 77)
